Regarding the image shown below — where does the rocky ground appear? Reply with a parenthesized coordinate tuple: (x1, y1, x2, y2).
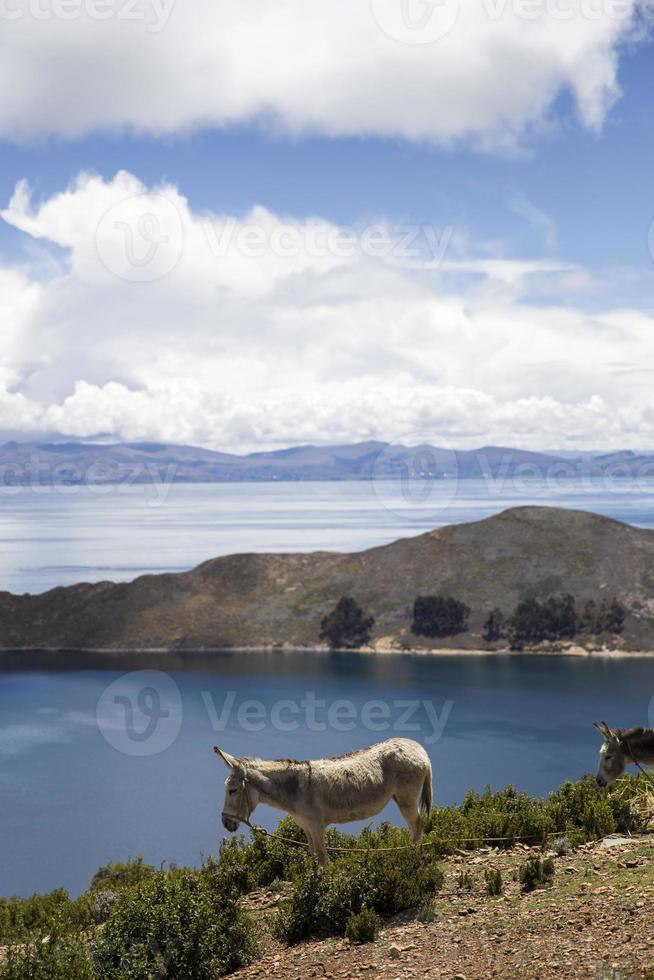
(232, 834, 654, 980)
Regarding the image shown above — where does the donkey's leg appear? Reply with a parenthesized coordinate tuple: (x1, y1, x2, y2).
(394, 795, 423, 846)
(309, 825, 327, 866)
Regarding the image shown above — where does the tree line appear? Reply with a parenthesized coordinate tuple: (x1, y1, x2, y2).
(319, 593, 625, 650)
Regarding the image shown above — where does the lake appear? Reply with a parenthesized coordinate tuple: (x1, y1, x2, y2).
(1, 650, 653, 898)
(2, 477, 654, 898)
(2, 477, 654, 594)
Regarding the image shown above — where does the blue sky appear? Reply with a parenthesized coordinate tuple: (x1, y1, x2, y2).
(0, 0, 653, 451)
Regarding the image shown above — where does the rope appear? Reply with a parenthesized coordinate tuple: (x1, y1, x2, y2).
(238, 820, 578, 854)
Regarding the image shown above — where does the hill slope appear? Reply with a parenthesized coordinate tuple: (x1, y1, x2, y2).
(2, 506, 654, 652)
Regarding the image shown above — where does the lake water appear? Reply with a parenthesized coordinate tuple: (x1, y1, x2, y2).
(1, 477, 654, 594)
(1, 650, 653, 898)
(2, 477, 654, 898)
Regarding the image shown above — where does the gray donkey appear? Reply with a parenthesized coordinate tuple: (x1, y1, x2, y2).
(216, 737, 433, 864)
(595, 721, 654, 787)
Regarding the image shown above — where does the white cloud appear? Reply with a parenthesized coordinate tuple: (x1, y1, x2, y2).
(0, 0, 644, 146)
(1, 169, 654, 451)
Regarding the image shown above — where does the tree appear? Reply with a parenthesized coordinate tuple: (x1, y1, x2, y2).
(411, 595, 470, 638)
(483, 607, 505, 643)
(320, 597, 374, 650)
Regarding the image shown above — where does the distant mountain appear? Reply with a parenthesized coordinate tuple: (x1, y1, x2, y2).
(1, 506, 653, 652)
(0, 440, 652, 484)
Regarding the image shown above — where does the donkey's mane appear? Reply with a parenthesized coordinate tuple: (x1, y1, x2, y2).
(618, 726, 654, 743)
(242, 744, 373, 770)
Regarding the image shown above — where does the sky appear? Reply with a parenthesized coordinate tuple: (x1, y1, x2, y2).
(1, 0, 653, 452)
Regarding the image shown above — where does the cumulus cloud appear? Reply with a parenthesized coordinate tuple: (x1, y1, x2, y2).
(1, 169, 654, 451)
(0, 0, 644, 146)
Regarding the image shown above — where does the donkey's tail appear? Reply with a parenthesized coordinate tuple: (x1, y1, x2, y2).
(420, 765, 433, 817)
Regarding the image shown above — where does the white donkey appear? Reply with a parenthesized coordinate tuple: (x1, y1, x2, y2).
(595, 721, 654, 787)
(216, 737, 433, 864)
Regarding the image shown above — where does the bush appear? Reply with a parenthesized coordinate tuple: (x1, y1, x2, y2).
(90, 857, 156, 893)
(345, 907, 381, 943)
(412, 595, 470, 638)
(274, 826, 443, 944)
(519, 856, 555, 893)
(1, 925, 95, 980)
(484, 868, 503, 896)
(457, 871, 474, 891)
(320, 597, 374, 649)
(0, 889, 91, 944)
(92, 868, 258, 979)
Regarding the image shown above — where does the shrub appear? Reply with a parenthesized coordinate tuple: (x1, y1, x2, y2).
(345, 907, 381, 943)
(320, 597, 374, 649)
(274, 826, 443, 944)
(92, 868, 258, 979)
(0, 889, 91, 945)
(90, 857, 156, 893)
(1, 925, 95, 980)
(457, 871, 474, 891)
(484, 868, 503, 896)
(412, 595, 470, 638)
(550, 835, 570, 857)
(519, 857, 555, 893)
(416, 898, 437, 923)
(545, 778, 616, 844)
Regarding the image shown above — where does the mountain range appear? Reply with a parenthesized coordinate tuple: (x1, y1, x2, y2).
(1, 440, 653, 484)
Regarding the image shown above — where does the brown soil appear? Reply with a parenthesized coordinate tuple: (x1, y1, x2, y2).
(232, 834, 654, 980)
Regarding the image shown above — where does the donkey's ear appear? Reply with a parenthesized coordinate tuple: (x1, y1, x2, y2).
(594, 721, 614, 740)
(214, 746, 239, 769)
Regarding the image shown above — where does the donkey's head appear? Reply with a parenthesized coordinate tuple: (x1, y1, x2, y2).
(594, 721, 627, 787)
(214, 746, 259, 832)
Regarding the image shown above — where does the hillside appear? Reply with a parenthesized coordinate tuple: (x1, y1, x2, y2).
(1, 506, 654, 652)
(0, 439, 652, 484)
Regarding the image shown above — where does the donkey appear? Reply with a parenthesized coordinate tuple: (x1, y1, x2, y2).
(215, 737, 433, 864)
(594, 721, 654, 787)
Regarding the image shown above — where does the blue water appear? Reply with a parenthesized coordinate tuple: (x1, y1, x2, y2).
(1, 650, 653, 898)
(1, 477, 654, 594)
(2, 479, 654, 897)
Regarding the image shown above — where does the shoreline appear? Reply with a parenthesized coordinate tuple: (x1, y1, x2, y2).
(1, 643, 653, 660)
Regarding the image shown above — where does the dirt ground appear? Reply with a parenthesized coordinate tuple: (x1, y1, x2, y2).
(232, 834, 654, 980)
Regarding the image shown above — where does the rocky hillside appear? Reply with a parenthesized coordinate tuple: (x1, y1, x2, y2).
(2, 506, 654, 652)
(232, 833, 654, 980)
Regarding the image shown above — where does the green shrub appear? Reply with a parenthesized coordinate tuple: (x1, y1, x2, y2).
(412, 595, 470, 638)
(545, 778, 616, 844)
(484, 868, 503, 896)
(0, 890, 91, 944)
(320, 597, 374, 649)
(457, 871, 474, 891)
(1, 925, 95, 980)
(92, 868, 258, 979)
(345, 907, 381, 943)
(416, 898, 437, 923)
(90, 857, 156, 893)
(550, 835, 570, 857)
(274, 826, 443, 944)
(519, 857, 555, 893)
